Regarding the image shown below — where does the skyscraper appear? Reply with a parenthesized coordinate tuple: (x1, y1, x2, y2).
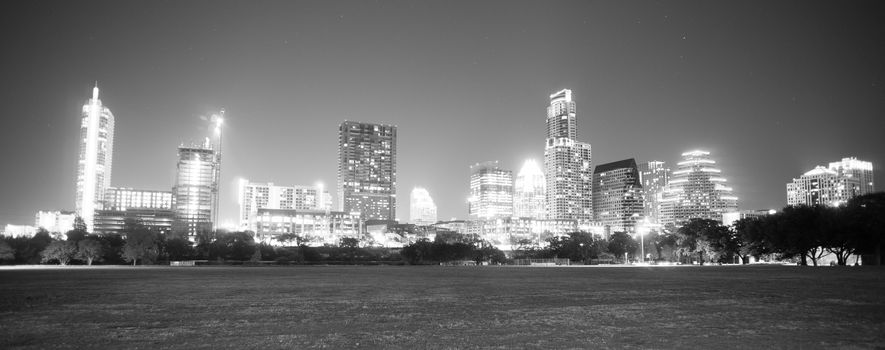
(787, 157, 874, 207)
(659, 150, 738, 226)
(468, 161, 513, 219)
(409, 187, 438, 225)
(238, 180, 331, 232)
(337, 121, 397, 221)
(828, 157, 874, 195)
(592, 159, 644, 233)
(513, 159, 546, 219)
(638, 160, 670, 224)
(544, 89, 592, 221)
(172, 140, 218, 239)
(75, 84, 115, 232)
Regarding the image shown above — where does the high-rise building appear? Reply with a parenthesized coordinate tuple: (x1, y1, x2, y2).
(828, 157, 874, 195)
(238, 180, 331, 232)
(513, 159, 546, 219)
(172, 140, 218, 239)
(659, 150, 738, 226)
(409, 187, 438, 225)
(787, 157, 874, 207)
(544, 89, 593, 221)
(337, 121, 397, 221)
(75, 84, 115, 232)
(468, 161, 513, 219)
(592, 159, 644, 233)
(638, 161, 670, 224)
(94, 187, 175, 235)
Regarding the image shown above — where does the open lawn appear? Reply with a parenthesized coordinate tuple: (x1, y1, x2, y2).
(1, 265, 884, 349)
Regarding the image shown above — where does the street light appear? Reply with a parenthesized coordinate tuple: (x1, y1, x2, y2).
(633, 213, 644, 263)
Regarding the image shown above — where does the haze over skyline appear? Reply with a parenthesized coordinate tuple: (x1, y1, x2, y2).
(1, 0, 883, 226)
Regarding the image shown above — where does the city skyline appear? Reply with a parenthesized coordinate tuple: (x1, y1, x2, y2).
(1, 1, 884, 226)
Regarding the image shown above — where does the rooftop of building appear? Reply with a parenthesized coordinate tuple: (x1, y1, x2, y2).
(594, 158, 638, 174)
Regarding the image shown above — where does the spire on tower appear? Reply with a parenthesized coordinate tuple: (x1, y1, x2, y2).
(92, 81, 99, 100)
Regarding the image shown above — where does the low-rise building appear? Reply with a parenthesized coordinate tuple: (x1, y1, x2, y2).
(253, 208, 359, 246)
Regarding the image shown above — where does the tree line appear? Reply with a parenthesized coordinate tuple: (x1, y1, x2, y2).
(0, 218, 407, 265)
(2, 193, 881, 266)
(399, 231, 507, 265)
(509, 192, 884, 266)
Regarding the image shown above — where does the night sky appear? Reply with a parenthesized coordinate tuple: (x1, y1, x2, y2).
(1, 0, 883, 226)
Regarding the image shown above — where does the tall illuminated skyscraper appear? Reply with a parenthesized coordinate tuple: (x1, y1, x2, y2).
(592, 159, 644, 233)
(468, 161, 513, 219)
(544, 89, 592, 221)
(513, 159, 546, 219)
(75, 84, 115, 232)
(659, 150, 738, 226)
(172, 140, 218, 239)
(638, 160, 670, 224)
(338, 121, 397, 221)
(409, 187, 438, 225)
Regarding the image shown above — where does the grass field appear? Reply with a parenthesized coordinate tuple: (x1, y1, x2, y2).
(1, 265, 884, 349)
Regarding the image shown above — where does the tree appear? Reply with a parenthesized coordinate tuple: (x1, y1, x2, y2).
(41, 241, 78, 265)
(275, 233, 301, 246)
(734, 217, 772, 264)
(164, 237, 196, 261)
(211, 231, 256, 261)
(401, 239, 434, 264)
(701, 224, 740, 264)
(0, 240, 15, 262)
(122, 221, 159, 265)
(28, 229, 54, 264)
(818, 206, 859, 266)
(96, 233, 126, 264)
(676, 219, 721, 264)
(847, 192, 885, 265)
(339, 237, 361, 262)
(607, 232, 639, 263)
(472, 241, 507, 265)
(774, 205, 826, 266)
(66, 228, 88, 243)
(73, 216, 88, 233)
(77, 239, 103, 265)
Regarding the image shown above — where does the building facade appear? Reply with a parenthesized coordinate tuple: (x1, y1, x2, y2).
(94, 187, 175, 236)
(409, 187, 438, 225)
(338, 121, 397, 221)
(75, 84, 115, 232)
(252, 208, 359, 246)
(468, 161, 513, 219)
(172, 141, 218, 239)
(659, 150, 739, 226)
(238, 180, 331, 232)
(513, 159, 546, 219)
(544, 89, 593, 221)
(722, 209, 776, 227)
(787, 157, 874, 207)
(104, 187, 174, 211)
(828, 157, 874, 196)
(638, 161, 670, 225)
(592, 159, 644, 233)
(35, 210, 77, 235)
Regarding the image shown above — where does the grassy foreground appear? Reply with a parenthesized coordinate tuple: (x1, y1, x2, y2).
(1, 265, 884, 349)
